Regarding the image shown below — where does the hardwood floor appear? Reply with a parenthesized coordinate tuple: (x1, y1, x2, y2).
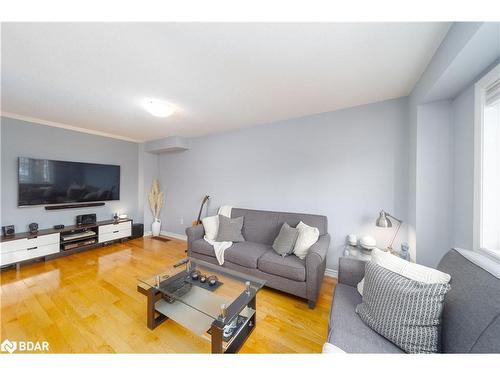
(0, 237, 336, 353)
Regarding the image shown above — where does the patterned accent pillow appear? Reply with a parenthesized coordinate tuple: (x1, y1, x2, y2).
(356, 262, 451, 353)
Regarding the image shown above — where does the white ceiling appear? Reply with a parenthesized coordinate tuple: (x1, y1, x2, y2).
(1, 23, 450, 142)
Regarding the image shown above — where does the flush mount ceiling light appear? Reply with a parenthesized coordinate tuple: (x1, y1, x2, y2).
(143, 99, 175, 117)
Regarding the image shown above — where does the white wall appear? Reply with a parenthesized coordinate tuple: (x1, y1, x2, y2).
(416, 101, 454, 266)
(157, 98, 409, 270)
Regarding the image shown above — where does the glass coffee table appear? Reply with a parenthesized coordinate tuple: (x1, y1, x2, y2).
(137, 257, 265, 353)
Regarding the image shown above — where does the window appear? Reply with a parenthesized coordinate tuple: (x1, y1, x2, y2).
(474, 63, 500, 259)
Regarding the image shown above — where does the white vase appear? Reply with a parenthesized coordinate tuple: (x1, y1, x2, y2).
(151, 219, 161, 237)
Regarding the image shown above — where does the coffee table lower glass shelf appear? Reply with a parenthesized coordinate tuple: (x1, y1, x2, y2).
(137, 257, 265, 353)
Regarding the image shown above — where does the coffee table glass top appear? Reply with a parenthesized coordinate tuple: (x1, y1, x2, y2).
(138, 257, 265, 323)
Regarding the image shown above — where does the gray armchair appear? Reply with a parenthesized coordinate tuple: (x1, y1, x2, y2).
(328, 250, 500, 353)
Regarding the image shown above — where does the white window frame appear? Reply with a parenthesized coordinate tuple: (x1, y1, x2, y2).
(473, 62, 500, 253)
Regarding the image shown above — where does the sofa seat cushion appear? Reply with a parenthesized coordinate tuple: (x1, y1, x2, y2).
(224, 242, 270, 268)
(191, 239, 216, 257)
(328, 284, 403, 353)
(258, 251, 306, 282)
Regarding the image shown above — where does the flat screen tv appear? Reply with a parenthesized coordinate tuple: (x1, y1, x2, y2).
(18, 157, 120, 206)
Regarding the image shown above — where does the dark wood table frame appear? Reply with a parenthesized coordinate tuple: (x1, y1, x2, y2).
(137, 281, 258, 354)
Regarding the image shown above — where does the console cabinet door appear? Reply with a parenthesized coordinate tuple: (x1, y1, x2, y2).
(98, 221, 132, 243)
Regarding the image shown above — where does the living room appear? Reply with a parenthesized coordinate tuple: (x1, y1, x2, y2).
(1, 1, 499, 373)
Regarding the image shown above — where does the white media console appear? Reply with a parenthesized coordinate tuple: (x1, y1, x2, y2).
(0, 219, 132, 268)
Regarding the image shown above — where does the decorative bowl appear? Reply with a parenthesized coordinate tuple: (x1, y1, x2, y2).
(359, 235, 377, 250)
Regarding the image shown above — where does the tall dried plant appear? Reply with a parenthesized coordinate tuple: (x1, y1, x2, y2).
(149, 179, 164, 219)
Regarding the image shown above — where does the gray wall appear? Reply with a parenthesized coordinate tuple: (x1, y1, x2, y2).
(407, 22, 484, 263)
(407, 22, 499, 266)
(449, 58, 500, 251)
(452, 86, 475, 250)
(3, 23, 497, 272)
(416, 101, 454, 267)
(0, 117, 140, 231)
(157, 98, 409, 270)
(139, 143, 159, 231)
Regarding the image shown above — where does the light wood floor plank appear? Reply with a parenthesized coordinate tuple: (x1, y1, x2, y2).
(0, 236, 336, 353)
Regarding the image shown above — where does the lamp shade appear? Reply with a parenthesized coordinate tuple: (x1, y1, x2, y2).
(376, 210, 392, 228)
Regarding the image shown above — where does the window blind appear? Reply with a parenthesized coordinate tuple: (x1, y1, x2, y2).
(485, 78, 500, 106)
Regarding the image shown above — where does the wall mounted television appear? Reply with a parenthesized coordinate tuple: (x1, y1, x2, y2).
(18, 157, 120, 206)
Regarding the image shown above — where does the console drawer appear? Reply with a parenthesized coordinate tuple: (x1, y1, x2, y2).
(98, 221, 131, 235)
(0, 233, 60, 254)
(0, 238, 29, 254)
(26, 233, 60, 247)
(98, 228, 131, 243)
(0, 243, 60, 266)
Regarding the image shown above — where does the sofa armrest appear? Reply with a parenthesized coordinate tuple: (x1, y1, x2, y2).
(338, 257, 367, 287)
(305, 233, 331, 307)
(185, 224, 205, 254)
(307, 233, 330, 263)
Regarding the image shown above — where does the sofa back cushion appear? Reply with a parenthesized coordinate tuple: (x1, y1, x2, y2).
(437, 249, 500, 353)
(231, 208, 279, 244)
(278, 212, 328, 236)
(231, 208, 327, 245)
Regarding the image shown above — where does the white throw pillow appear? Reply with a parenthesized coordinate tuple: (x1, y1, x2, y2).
(357, 278, 365, 296)
(322, 342, 346, 353)
(293, 221, 320, 259)
(201, 215, 219, 241)
(357, 248, 451, 295)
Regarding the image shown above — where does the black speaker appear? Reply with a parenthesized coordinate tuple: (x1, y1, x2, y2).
(76, 214, 97, 226)
(131, 223, 144, 239)
(2, 225, 15, 237)
(28, 222, 39, 234)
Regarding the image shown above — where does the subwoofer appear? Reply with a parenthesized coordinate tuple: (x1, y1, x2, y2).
(131, 223, 144, 239)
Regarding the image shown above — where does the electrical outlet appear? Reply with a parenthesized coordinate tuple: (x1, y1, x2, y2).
(180, 218, 184, 225)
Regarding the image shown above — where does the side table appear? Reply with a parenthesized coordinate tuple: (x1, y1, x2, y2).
(343, 244, 373, 261)
(343, 244, 411, 262)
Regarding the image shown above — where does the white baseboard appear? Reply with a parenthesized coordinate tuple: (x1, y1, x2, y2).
(160, 231, 187, 241)
(324, 268, 338, 278)
(143, 230, 187, 240)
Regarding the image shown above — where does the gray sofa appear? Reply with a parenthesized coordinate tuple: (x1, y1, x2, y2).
(328, 249, 500, 353)
(186, 208, 330, 308)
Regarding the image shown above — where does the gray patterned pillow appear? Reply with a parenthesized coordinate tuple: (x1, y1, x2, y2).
(272, 223, 299, 256)
(356, 262, 450, 353)
(215, 215, 245, 242)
